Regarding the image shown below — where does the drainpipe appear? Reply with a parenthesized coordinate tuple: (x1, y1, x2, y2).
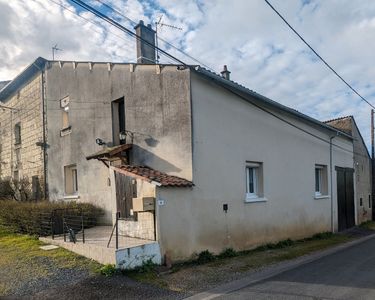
(330, 135, 335, 233)
(41, 70, 47, 199)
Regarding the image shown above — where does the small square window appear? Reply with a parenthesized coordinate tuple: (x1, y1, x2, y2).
(315, 165, 328, 197)
(245, 162, 263, 201)
(64, 164, 78, 195)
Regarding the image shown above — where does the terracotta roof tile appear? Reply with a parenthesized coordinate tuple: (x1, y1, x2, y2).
(113, 165, 193, 187)
(323, 116, 352, 135)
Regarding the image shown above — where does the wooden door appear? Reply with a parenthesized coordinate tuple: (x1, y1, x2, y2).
(336, 167, 355, 231)
(115, 172, 133, 218)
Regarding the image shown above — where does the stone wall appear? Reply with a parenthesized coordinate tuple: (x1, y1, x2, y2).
(0, 74, 45, 199)
(118, 212, 155, 240)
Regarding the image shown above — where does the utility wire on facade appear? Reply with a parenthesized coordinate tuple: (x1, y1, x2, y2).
(264, 0, 375, 110)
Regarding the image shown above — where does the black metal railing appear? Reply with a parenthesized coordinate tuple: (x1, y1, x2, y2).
(39, 207, 86, 244)
(107, 211, 120, 249)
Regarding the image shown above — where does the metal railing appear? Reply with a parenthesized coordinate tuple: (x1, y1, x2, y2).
(107, 211, 120, 249)
(39, 207, 86, 244)
(62, 208, 85, 244)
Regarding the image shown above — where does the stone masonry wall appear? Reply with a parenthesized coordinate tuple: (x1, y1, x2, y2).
(0, 74, 45, 198)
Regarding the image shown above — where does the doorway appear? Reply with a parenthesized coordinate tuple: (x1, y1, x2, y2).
(111, 97, 125, 145)
(336, 167, 355, 231)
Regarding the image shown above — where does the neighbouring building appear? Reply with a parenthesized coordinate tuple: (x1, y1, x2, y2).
(0, 21, 371, 266)
(324, 116, 372, 225)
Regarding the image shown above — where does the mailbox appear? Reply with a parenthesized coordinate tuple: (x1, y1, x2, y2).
(132, 197, 155, 212)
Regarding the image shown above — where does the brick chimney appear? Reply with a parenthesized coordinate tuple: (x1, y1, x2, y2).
(221, 65, 231, 80)
(134, 20, 156, 64)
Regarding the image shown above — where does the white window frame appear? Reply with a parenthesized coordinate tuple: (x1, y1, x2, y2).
(315, 166, 322, 197)
(246, 163, 260, 201)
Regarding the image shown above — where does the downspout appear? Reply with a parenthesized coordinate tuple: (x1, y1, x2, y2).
(41, 69, 47, 199)
(330, 135, 336, 233)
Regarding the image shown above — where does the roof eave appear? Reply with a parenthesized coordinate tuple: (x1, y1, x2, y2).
(193, 67, 353, 140)
(0, 57, 47, 102)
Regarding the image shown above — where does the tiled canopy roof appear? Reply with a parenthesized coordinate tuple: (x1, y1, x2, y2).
(112, 165, 193, 187)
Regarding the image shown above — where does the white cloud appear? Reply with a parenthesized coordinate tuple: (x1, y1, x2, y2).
(1, 0, 375, 148)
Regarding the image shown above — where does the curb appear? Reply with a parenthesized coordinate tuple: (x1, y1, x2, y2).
(184, 233, 375, 300)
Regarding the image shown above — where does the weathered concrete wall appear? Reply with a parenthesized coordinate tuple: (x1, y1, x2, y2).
(0, 74, 45, 197)
(45, 62, 191, 222)
(116, 242, 161, 269)
(352, 122, 372, 223)
(156, 72, 354, 261)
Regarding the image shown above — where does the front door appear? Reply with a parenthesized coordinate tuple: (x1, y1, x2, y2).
(115, 172, 134, 218)
(336, 167, 355, 231)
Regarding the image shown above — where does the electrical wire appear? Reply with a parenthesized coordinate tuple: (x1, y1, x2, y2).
(93, 0, 215, 71)
(69, 0, 187, 65)
(264, 0, 375, 110)
(47, 0, 135, 48)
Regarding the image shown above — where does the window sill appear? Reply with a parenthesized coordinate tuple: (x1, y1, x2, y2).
(314, 195, 330, 200)
(64, 194, 80, 200)
(245, 197, 267, 203)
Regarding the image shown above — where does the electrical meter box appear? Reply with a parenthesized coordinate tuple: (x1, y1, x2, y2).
(132, 197, 155, 212)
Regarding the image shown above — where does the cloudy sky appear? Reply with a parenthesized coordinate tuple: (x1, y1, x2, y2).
(1, 0, 375, 149)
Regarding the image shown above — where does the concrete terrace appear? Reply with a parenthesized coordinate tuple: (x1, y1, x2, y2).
(40, 226, 155, 265)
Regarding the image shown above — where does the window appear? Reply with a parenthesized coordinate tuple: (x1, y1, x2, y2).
(14, 123, 21, 145)
(369, 195, 372, 208)
(360, 198, 363, 206)
(60, 96, 71, 136)
(246, 162, 263, 201)
(64, 164, 78, 195)
(315, 165, 328, 197)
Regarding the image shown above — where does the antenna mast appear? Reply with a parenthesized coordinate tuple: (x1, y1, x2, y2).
(52, 44, 63, 61)
(155, 15, 182, 63)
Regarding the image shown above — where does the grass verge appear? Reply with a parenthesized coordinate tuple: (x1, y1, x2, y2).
(0, 225, 101, 297)
(126, 231, 354, 294)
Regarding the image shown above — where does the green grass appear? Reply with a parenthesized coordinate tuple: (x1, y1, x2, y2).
(129, 232, 353, 293)
(360, 221, 375, 230)
(0, 225, 102, 296)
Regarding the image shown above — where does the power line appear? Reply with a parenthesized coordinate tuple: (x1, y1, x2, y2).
(93, 0, 215, 71)
(263, 0, 375, 110)
(47, 0, 135, 48)
(204, 73, 362, 158)
(69, 0, 187, 65)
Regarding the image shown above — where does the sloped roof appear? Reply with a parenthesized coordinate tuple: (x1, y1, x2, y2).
(323, 116, 353, 135)
(193, 66, 352, 140)
(112, 165, 193, 187)
(86, 144, 132, 160)
(324, 115, 371, 159)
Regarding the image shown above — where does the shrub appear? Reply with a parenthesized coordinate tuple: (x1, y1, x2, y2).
(218, 248, 238, 258)
(0, 200, 104, 236)
(100, 264, 117, 277)
(0, 179, 16, 200)
(196, 250, 215, 264)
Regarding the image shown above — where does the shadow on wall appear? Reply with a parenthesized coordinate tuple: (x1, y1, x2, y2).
(131, 144, 182, 174)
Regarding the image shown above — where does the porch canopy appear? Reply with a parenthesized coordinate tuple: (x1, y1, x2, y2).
(111, 165, 193, 187)
(86, 144, 132, 166)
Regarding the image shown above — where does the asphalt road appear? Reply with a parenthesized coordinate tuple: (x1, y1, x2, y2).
(218, 236, 375, 300)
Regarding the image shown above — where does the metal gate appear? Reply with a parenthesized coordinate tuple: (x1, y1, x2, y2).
(336, 167, 355, 231)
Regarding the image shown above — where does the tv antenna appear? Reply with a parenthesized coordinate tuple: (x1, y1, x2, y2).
(52, 44, 63, 61)
(155, 15, 182, 63)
